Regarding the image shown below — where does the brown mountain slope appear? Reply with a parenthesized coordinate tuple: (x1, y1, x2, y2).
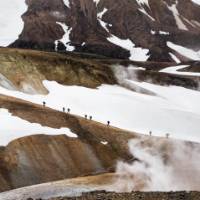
(0, 48, 199, 94)
(0, 94, 136, 192)
(11, 0, 200, 62)
(0, 48, 116, 94)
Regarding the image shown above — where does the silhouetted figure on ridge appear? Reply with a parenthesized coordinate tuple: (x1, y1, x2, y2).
(166, 133, 170, 138)
(107, 121, 110, 126)
(43, 101, 46, 107)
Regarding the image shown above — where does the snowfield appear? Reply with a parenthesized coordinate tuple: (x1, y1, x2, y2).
(0, 109, 77, 146)
(0, 77, 200, 143)
(160, 65, 200, 76)
(0, 1, 27, 47)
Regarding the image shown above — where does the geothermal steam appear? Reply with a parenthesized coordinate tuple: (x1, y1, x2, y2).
(110, 65, 200, 191)
(112, 65, 155, 95)
(112, 137, 200, 191)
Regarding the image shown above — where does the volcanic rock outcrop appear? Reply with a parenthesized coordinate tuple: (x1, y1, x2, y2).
(11, 0, 200, 62)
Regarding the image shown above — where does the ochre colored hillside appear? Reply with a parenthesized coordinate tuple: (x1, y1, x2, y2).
(0, 94, 136, 192)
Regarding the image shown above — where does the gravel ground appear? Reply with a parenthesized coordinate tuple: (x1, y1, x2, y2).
(46, 191, 200, 200)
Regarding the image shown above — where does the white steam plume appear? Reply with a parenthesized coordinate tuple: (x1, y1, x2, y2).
(112, 65, 155, 95)
(110, 137, 200, 191)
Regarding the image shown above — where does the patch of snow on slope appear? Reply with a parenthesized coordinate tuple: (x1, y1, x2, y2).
(183, 17, 196, 28)
(101, 141, 108, 145)
(107, 35, 150, 61)
(167, 1, 188, 31)
(99, 20, 110, 32)
(138, 9, 155, 21)
(191, 20, 200, 27)
(159, 31, 169, 35)
(93, 0, 100, 6)
(169, 53, 181, 64)
(55, 22, 74, 51)
(136, 0, 149, 7)
(191, 0, 200, 5)
(160, 65, 200, 76)
(0, 109, 77, 146)
(0, 1, 27, 47)
(97, 8, 108, 19)
(97, 8, 109, 32)
(167, 41, 200, 61)
(0, 80, 200, 143)
(63, 0, 70, 8)
(136, 0, 155, 21)
(151, 30, 170, 35)
(0, 74, 16, 90)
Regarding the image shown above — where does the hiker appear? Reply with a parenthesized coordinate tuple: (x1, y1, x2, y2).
(43, 101, 46, 107)
(85, 114, 88, 119)
(166, 133, 170, 138)
(67, 108, 70, 113)
(149, 131, 152, 136)
(63, 107, 65, 112)
(107, 121, 110, 126)
(89, 116, 92, 120)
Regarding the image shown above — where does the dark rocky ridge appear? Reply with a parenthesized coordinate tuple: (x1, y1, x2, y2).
(11, 0, 200, 62)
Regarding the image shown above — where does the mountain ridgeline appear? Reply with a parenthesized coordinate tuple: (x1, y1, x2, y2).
(11, 0, 200, 62)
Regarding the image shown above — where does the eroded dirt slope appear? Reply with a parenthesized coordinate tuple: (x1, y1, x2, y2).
(0, 48, 116, 94)
(0, 48, 199, 94)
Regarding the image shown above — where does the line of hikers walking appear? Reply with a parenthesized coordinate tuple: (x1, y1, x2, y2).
(43, 101, 170, 137)
(149, 131, 170, 138)
(42, 101, 111, 127)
